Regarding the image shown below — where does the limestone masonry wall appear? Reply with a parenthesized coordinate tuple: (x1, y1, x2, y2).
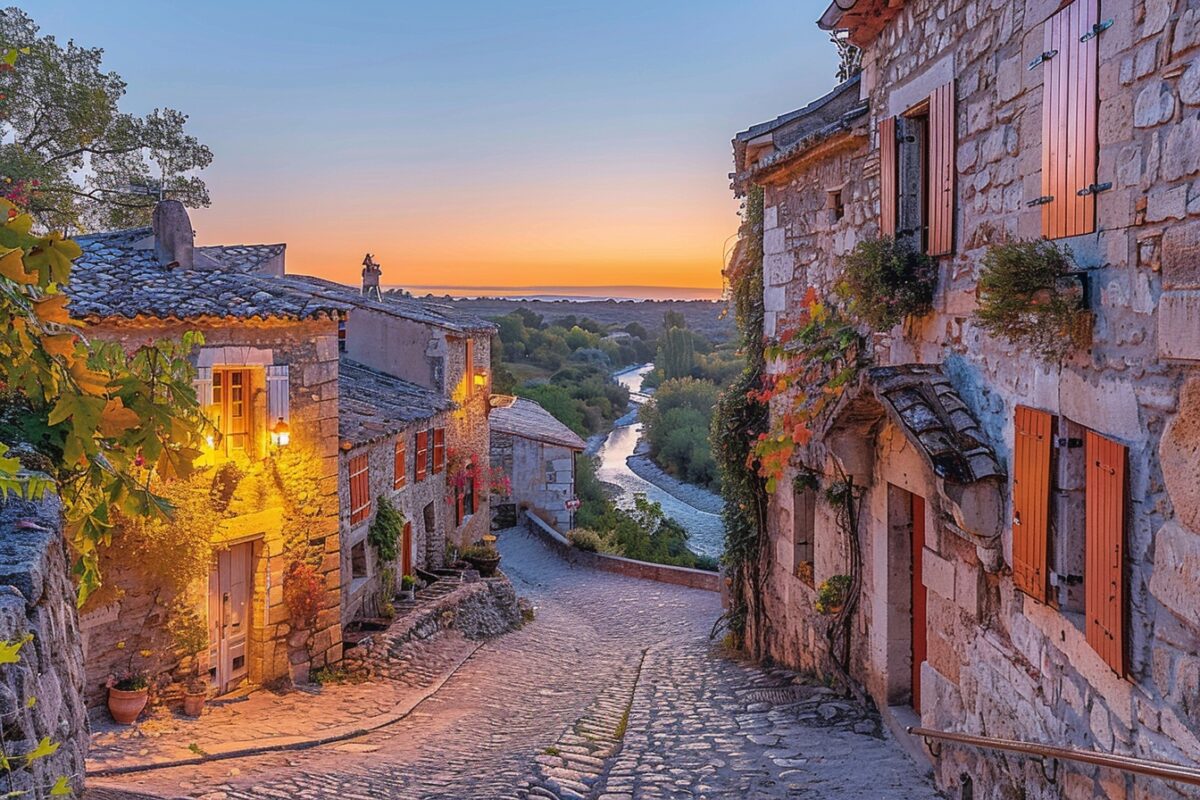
(747, 1, 1200, 798)
(0, 496, 88, 798)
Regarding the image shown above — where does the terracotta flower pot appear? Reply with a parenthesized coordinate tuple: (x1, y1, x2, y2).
(108, 686, 149, 725)
(182, 689, 207, 718)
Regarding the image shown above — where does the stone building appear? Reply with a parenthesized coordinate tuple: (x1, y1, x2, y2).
(337, 359, 453, 624)
(69, 213, 347, 700)
(489, 395, 586, 532)
(731, 1, 1200, 798)
(257, 268, 498, 552)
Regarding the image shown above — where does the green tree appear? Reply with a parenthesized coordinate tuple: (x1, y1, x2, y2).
(0, 8, 213, 232)
(515, 384, 587, 436)
(662, 310, 687, 330)
(641, 378, 720, 489)
(657, 326, 696, 380)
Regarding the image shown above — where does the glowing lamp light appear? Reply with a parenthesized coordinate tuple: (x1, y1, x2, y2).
(473, 371, 487, 388)
(271, 417, 291, 448)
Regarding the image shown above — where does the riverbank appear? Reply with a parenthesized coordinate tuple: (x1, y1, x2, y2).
(626, 450, 724, 515)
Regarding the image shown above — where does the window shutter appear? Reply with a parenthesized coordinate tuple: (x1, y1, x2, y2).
(193, 366, 213, 408)
(415, 430, 428, 481)
(1085, 430, 1127, 676)
(927, 80, 956, 257)
(1012, 406, 1053, 603)
(456, 487, 465, 527)
(349, 454, 371, 525)
(266, 365, 290, 427)
(1041, 0, 1099, 239)
(394, 438, 407, 489)
(879, 116, 898, 238)
(465, 338, 475, 398)
(433, 428, 446, 474)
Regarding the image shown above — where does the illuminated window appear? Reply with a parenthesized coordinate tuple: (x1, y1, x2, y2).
(211, 368, 253, 455)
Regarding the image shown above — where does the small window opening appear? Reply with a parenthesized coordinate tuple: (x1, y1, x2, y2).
(826, 190, 845, 223)
(351, 540, 368, 579)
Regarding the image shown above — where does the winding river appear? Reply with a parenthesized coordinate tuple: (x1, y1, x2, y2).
(593, 364, 725, 558)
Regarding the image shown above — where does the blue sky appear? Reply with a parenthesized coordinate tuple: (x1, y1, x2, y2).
(30, 1, 840, 289)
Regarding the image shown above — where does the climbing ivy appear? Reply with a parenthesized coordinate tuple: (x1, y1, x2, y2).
(368, 495, 406, 564)
(710, 186, 769, 649)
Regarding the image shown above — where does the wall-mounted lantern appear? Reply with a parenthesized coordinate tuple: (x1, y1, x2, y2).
(271, 417, 291, 448)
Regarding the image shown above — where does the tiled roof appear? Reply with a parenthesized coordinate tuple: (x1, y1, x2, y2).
(338, 359, 453, 447)
(197, 243, 285, 272)
(69, 231, 346, 322)
(260, 275, 496, 334)
(732, 76, 868, 184)
(490, 396, 586, 450)
(827, 364, 1003, 484)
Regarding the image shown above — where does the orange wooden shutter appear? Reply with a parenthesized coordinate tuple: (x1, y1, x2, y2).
(927, 81, 956, 256)
(349, 454, 371, 524)
(415, 430, 428, 481)
(1012, 406, 1053, 603)
(455, 487, 465, 527)
(1085, 430, 1127, 676)
(401, 521, 413, 576)
(879, 116, 897, 238)
(432, 428, 446, 474)
(1040, 0, 1099, 239)
(465, 338, 475, 397)
(393, 438, 407, 489)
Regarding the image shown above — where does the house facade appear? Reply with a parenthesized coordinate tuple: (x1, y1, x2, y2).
(489, 395, 586, 532)
(258, 269, 498, 556)
(337, 359, 453, 624)
(69, 217, 347, 701)
(733, 2, 1200, 798)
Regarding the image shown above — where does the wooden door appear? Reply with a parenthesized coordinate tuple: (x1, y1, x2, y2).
(911, 493, 927, 713)
(209, 542, 253, 694)
(401, 521, 413, 577)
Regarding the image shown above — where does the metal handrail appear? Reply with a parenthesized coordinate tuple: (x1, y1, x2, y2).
(908, 726, 1200, 787)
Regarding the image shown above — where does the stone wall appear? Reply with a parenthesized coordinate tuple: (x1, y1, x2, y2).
(341, 575, 522, 680)
(746, 1, 1200, 798)
(445, 331, 493, 548)
(0, 496, 88, 798)
(491, 433, 576, 532)
(81, 317, 343, 700)
(339, 410, 453, 625)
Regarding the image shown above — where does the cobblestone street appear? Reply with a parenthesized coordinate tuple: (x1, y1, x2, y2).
(90, 528, 942, 800)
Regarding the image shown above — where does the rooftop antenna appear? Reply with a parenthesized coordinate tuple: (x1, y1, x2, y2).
(362, 253, 384, 300)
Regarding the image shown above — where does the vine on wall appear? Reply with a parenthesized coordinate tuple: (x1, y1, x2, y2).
(711, 186, 769, 649)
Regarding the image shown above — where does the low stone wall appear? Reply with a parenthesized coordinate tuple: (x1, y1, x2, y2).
(342, 576, 523, 679)
(523, 513, 720, 592)
(0, 496, 89, 798)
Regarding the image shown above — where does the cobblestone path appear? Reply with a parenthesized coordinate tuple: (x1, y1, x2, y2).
(91, 528, 942, 800)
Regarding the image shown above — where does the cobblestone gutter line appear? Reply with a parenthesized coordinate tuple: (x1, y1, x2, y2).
(87, 637, 485, 779)
(525, 648, 648, 800)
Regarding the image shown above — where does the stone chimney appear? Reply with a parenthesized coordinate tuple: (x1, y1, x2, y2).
(361, 253, 383, 300)
(153, 200, 195, 270)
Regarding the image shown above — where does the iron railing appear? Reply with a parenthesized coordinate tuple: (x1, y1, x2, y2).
(908, 726, 1200, 787)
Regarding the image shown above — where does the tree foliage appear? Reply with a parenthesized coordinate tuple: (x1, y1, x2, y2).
(657, 326, 696, 381)
(0, 9, 213, 232)
(641, 377, 720, 489)
(0, 189, 206, 602)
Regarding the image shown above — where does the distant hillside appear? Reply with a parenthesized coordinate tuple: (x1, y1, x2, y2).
(425, 297, 735, 342)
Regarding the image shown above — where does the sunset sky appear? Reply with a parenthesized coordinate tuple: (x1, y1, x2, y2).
(36, 1, 838, 293)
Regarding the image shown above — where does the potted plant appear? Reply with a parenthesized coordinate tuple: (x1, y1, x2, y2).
(400, 574, 417, 601)
(815, 575, 852, 615)
(107, 673, 150, 725)
(837, 236, 937, 331)
(170, 610, 210, 718)
(460, 542, 501, 577)
(974, 239, 1091, 361)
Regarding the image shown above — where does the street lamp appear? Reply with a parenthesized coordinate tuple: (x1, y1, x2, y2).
(271, 417, 291, 448)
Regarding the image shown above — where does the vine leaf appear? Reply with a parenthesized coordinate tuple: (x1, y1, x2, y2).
(50, 776, 72, 796)
(0, 634, 32, 665)
(24, 736, 59, 765)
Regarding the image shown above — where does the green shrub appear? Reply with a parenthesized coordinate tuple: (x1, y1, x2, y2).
(815, 575, 852, 615)
(975, 239, 1090, 361)
(567, 528, 602, 551)
(838, 236, 937, 330)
